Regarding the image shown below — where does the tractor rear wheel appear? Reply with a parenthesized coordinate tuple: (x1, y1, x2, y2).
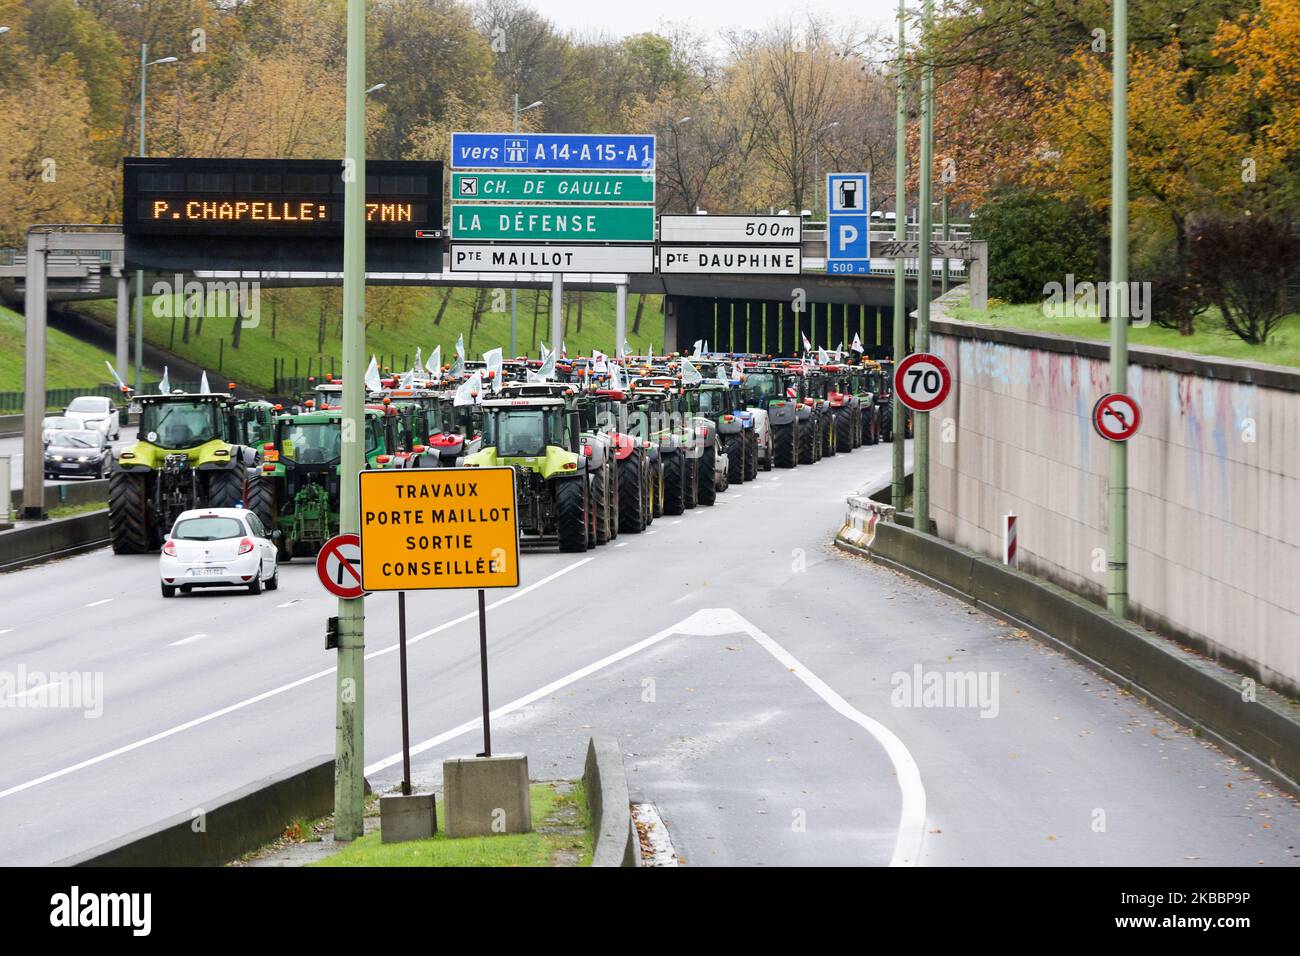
(744, 430, 759, 480)
(108, 471, 151, 554)
(697, 444, 717, 505)
(836, 409, 853, 453)
(618, 457, 645, 533)
(555, 478, 588, 553)
(683, 454, 698, 509)
(651, 461, 664, 518)
(798, 419, 816, 464)
(725, 433, 745, 484)
(207, 467, 245, 509)
(245, 474, 275, 530)
(663, 451, 685, 515)
(592, 463, 611, 545)
(773, 423, 797, 468)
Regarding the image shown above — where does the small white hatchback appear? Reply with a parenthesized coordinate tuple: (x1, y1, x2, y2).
(159, 508, 279, 598)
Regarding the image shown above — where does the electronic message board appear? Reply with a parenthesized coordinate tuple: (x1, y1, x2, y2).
(122, 157, 444, 272)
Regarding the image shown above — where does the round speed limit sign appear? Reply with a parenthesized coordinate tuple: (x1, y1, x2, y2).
(894, 352, 952, 412)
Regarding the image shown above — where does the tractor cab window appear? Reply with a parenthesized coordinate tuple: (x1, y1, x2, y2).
(486, 408, 564, 457)
(280, 421, 344, 464)
(691, 389, 728, 416)
(745, 373, 780, 400)
(141, 401, 222, 449)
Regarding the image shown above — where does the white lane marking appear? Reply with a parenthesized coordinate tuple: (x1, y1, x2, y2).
(367, 607, 927, 867)
(169, 634, 207, 646)
(7, 679, 64, 703)
(614, 542, 628, 548)
(0, 557, 595, 803)
(276, 600, 301, 608)
(672, 520, 682, 525)
(645, 529, 659, 535)
(0, 628, 13, 636)
(84, 599, 113, 608)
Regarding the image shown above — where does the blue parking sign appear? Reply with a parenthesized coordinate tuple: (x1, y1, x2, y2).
(826, 172, 871, 275)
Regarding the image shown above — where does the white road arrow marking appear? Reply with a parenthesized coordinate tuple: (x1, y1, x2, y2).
(367, 607, 928, 867)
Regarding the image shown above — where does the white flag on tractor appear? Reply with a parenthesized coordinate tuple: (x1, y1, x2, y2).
(414, 347, 423, 376)
(158, 366, 171, 394)
(199, 370, 210, 393)
(621, 340, 632, 357)
(801, 333, 813, 353)
(454, 371, 483, 406)
(426, 345, 442, 375)
(592, 350, 609, 374)
(528, 352, 556, 382)
(105, 361, 129, 392)
(851, 333, 864, 353)
(540, 341, 551, 361)
(692, 339, 704, 357)
(364, 355, 382, 392)
(483, 347, 503, 392)
(680, 357, 703, 385)
(817, 347, 831, 365)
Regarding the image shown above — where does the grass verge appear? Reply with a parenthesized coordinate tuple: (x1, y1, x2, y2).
(311, 782, 592, 867)
(950, 299, 1300, 369)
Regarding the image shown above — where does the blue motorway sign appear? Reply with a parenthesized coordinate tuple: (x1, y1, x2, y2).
(826, 172, 871, 275)
(451, 132, 655, 172)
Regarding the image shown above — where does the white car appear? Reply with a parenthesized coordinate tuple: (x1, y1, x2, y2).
(160, 508, 280, 598)
(64, 396, 121, 440)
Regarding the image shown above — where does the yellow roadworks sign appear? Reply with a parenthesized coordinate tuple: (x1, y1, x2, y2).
(358, 466, 520, 590)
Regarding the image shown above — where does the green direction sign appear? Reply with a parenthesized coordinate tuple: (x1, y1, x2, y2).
(452, 171, 653, 204)
(450, 204, 655, 242)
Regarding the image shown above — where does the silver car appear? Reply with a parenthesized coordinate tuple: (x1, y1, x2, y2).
(64, 396, 121, 440)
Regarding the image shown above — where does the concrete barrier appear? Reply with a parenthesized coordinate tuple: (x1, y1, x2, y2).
(10, 478, 110, 514)
(55, 756, 337, 867)
(582, 736, 638, 867)
(836, 518, 1300, 791)
(0, 509, 110, 572)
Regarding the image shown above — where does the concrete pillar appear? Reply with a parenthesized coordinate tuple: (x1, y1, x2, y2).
(663, 296, 678, 354)
(549, 273, 562, 355)
(116, 273, 130, 382)
(22, 234, 47, 517)
(614, 280, 627, 357)
(968, 241, 988, 310)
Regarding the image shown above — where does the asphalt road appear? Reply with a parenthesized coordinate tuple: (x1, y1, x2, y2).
(0, 438, 1296, 866)
(0, 433, 134, 491)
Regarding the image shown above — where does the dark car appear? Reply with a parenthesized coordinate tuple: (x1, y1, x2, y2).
(43, 429, 111, 480)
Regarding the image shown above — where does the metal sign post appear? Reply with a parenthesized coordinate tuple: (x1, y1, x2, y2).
(477, 589, 491, 757)
(398, 591, 412, 795)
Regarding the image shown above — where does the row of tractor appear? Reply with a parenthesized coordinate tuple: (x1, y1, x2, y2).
(107, 353, 911, 558)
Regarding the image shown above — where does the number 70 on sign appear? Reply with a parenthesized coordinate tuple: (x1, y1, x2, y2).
(894, 352, 952, 412)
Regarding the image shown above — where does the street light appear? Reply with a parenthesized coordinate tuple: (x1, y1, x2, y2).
(133, 46, 179, 394)
(365, 83, 386, 94)
(814, 122, 840, 219)
(509, 96, 544, 357)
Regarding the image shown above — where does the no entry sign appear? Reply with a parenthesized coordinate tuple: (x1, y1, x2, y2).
(317, 533, 364, 599)
(894, 352, 952, 412)
(1092, 392, 1141, 441)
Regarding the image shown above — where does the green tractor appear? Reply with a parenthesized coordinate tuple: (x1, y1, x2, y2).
(108, 392, 255, 553)
(463, 393, 593, 552)
(250, 406, 409, 559)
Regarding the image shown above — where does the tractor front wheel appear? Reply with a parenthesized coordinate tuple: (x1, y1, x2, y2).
(108, 471, 152, 554)
(663, 452, 686, 515)
(773, 424, 797, 468)
(698, 444, 717, 506)
(555, 478, 589, 553)
(618, 457, 645, 533)
(207, 467, 245, 509)
(725, 433, 745, 484)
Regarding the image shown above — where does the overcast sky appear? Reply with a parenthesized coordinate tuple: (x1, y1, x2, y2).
(525, 0, 907, 44)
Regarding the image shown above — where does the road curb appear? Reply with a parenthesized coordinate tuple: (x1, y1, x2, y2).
(582, 736, 638, 867)
(54, 756, 338, 867)
(835, 512, 1300, 794)
(0, 510, 110, 573)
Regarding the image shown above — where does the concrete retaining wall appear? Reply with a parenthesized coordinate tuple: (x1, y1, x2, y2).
(838, 517, 1300, 790)
(10, 477, 109, 513)
(56, 756, 336, 867)
(0, 510, 109, 572)
(582, 736, 638, 867)
(927, 313, 1300, 696)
